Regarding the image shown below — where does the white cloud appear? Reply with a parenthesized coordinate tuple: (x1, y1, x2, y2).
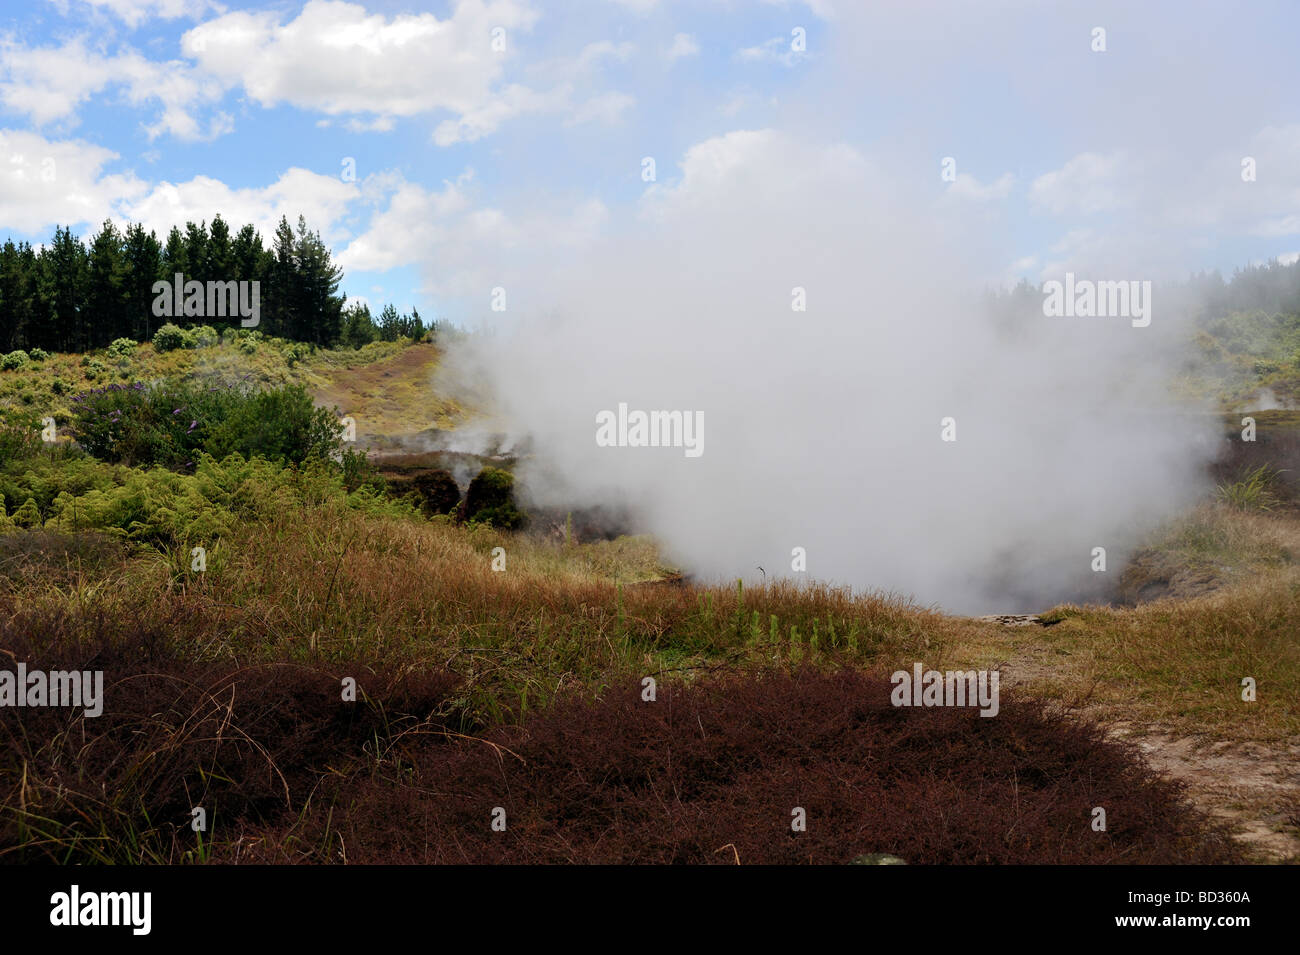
(1030, 152, 1128, 216)
(639, 128, 868, 225)
(0, 36, 228, 140)
(947, 172, 1014, 202)
(735, 35, 805, 67)
(564, 91, 634, 127)
(602, 0, 659, 12)
(0, 129, 147, 233)
(48, 0, 221, 30)
(1028, 126, 1300, 266)
(666, 33, 699, 62)
(1251, 215, 1300, 238)
(183, 0, 543, 138)
(120, 167, 359, 244)
(573, 40, 635, 71)
(339, 172, 607, 301)
(432, 84, 563, 146)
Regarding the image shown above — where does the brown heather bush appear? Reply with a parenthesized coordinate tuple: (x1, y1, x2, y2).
(0, 606, 1239, 864)
(257, 669, 1240, 865)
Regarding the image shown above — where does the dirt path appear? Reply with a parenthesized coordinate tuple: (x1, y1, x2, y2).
(986, 623, 1300, 863)
(1107, 725, 1300, 862)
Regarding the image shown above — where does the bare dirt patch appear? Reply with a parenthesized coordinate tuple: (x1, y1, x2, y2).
(1107, 725, 1300, 863)
(987, 625, 1300, 863)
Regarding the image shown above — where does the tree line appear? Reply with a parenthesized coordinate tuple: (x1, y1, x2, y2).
(0, 215, 428, 354)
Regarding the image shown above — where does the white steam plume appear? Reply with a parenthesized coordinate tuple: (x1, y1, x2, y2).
(447, 128, 1217, 613)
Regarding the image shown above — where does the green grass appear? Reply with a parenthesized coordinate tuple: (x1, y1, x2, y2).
(0, 334, 444, 436)
(1217, 464, 1287, 510)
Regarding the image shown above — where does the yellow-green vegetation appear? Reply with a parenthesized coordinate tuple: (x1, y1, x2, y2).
(7, 488, 1296, 742)
(311, 340, 466, 436)
(0, 334, 465, 437)
(1171, 308, 1300, 408)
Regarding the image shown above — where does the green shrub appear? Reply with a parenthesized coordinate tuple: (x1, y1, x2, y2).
(206, 385, 341, 465)
(106, 338, 137, 359)
(70, 377, 344, 471)
(412, 469, 460, 516)
(152, 324, 188, 353)
(2, 350, 30, 370)
(338, 447, 385, 495)
(464, 467, 525, 528)
(31, 452, 407, 546)
(190, 325, 219, 348)
(28, 347, 49, 362)
(0, 414, 42, 463)
(10, 496, 41, 528)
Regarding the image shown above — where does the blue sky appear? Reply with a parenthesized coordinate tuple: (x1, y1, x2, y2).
(2, 0, 1299, 324)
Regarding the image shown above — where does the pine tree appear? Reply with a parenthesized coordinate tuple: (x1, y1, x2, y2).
(267, 216, 297, 338)
(38, 226, 89, 352)
(123, 224, 163, 340)
(293, 215, 344, 345)
(340, 300, 377, 349)
(207, 215, 234, 280)
(0, 240, 37, 351)
(86, 220, 128, 347)
(162, 226, 188, 285)
(184, 220, 210, 287)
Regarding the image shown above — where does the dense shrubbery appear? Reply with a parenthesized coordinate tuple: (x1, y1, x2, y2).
(69, 379, 342, 469)
(464, 466, 525, 528)
(411, 469, 461, 516)
(205, 385, 342, 465)
(0, 413, 41, 461)
(0, 447, 402, 546)
(106, 338, 136, 359)
(151, 323, 189, 353)
(0, 647, 1240, 864)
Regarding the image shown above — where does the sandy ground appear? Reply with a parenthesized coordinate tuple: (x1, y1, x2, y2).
(1111, 725, 1300, 862)
(986, 619, 1300, 863)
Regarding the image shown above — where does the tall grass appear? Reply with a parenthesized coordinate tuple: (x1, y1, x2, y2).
(1217, 464, 1287, 510)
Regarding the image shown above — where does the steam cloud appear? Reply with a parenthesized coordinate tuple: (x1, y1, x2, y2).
(448, 128, 1219, 613)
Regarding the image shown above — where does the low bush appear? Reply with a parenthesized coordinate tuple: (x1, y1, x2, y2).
(0, 636, 1240, 864)
(205, 385, 341, 465)
(69, 380, 343, 469)
(412, 469, 461, 516)
(152, 323, 189, 352)
(106, 338, 137, 359)
(464, 466, 525, 528)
